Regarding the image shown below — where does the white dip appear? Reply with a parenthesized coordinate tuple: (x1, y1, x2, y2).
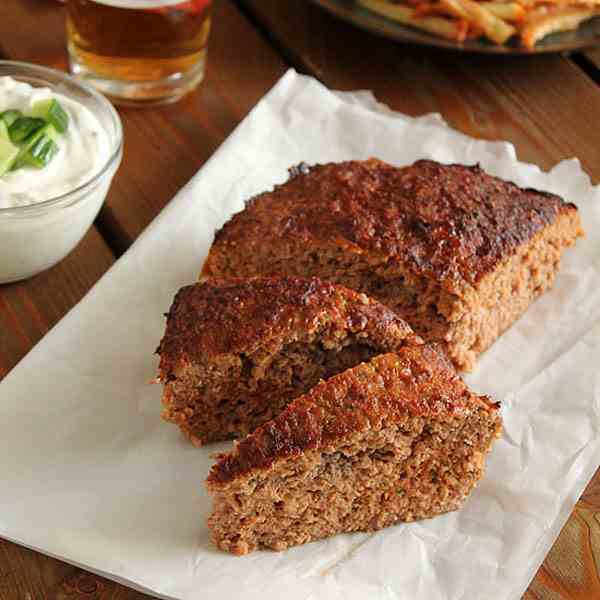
(0, 76, 110, 208)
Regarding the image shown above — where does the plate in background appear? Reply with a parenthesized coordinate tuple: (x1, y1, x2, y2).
(311, 0, 600, 54)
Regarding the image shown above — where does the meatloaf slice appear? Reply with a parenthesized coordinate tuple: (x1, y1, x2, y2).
(201, 159, 584, 370)
(207, 348, 502, 555)
(157, 277, 420, 445)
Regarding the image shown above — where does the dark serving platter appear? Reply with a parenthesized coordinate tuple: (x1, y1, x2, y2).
(311, 0, 600, 54)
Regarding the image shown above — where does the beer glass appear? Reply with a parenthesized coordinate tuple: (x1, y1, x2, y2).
(65, 0, 212, 105)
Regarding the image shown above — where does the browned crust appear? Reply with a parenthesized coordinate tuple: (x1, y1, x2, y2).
(202, 159, 582, 294)
(443, 208, 583, 369)
(158, 276, 417, 379)
(207, 348, 500, 486)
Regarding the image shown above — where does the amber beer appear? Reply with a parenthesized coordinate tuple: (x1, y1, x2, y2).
(66, 0, 212, 104)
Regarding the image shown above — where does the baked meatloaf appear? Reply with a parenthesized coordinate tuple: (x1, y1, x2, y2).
(207, 349, 502, 555)
(157, 277, 421, 445)
(202, 159, 583, 370)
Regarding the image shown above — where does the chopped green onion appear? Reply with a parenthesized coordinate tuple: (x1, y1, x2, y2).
(12, 123, 59, 170)
(1, 109, 22, 128)
(0, 135, 19, 177)
(22, 136, 59, 169)
(8, 117, 46, 143)
(30, 99, 69, 133)
(0, 100, 68, 177)
(0, 120, 9, 140)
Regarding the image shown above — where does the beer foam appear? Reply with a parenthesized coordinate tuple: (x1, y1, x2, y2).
(90, 0, 192, 8)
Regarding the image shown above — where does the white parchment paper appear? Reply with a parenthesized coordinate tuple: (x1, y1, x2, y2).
(1, 70, 599, 600)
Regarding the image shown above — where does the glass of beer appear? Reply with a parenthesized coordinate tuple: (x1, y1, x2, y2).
(65, 0, 212, 105)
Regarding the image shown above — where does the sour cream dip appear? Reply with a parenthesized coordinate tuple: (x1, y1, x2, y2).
(0, 76, 110, 207)
(0, 62, 122, 284)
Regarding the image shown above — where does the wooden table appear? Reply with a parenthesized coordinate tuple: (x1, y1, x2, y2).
(1, 1, 599, 598)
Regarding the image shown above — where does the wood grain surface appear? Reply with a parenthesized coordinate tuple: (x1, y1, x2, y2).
(100, 0, 286, 250)
(582, 47, 600, 71)
(240, 0, 600, 179)
(0, 542, 149, 600)
(1, 0, 287, 251)
(524, 470, 600, 600)
(1, 1, 599, 599)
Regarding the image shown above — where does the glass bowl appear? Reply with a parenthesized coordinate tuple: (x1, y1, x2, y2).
(0, 61, 123, 284)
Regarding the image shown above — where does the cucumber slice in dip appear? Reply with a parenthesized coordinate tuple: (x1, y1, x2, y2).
(12, 124, 59, 170)
(22, 135, 59, 169)
(0, 134, 19, 177)
(30, 99, 69, 134)
(1, 109, 22, 128)
(0, 120, 9, 140)
(8, 117, 46, 143)
(0, 100, 67, 174)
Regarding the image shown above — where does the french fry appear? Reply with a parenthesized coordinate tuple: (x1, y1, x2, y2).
(456, 18, 470, 38)
(359, 0, 599, 48)
(521, 6, 599, 46)
(414, 2, 449, 17)
(464, 21, 486, 37)
(440, 0, 517, 42)
(527, 5, 551, 18)
(466, 24, 485, 37)
(481, 2, 526, 21)
(515, 0, 537, 8)
(519, 0, 600, 8)
(413, 1, 469, 18)
(438, 0, 470, 18)
(357, 0, 468, 40)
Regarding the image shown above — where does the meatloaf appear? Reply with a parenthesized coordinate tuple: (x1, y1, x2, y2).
(157, 277, 421, 445)
(207, 349, 502, 555)
(201, 159, 584, 370)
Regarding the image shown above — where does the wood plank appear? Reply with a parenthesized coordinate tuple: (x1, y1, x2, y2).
(524, 468, 600, 600)
(0, 0, 68, 69)
(239, 2, 600, 598)
(101, 0, 286, 251)
(0, 542, 150, 600)
(0, 0, 287, 251)
(241, 0, 600, 181)
(581, 47, 600, 71)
